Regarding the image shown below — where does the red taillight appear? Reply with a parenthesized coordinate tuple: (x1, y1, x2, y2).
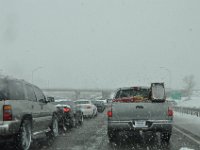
(168, 107, 173, 117)
(107, 110, 112, 117)
(63, 107, 71, 113)
(3, 105, 12, 121)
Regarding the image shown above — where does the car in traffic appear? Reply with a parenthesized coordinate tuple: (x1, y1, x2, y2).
(52, 99, 84, 129)
(92, 100, 106, 113)
(0, 77, 59, 150)
(75, 99, 97, 118)
(107, 83, 173, 143)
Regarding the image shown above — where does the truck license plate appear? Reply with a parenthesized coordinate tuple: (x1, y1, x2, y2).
(135, 120, 146, 127)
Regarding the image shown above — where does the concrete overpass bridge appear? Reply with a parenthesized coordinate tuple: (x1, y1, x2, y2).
(43, 88, 114, 100)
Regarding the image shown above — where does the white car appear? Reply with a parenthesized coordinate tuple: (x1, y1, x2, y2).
(95, 98, 108, 106)
(75, 99, 97, 118)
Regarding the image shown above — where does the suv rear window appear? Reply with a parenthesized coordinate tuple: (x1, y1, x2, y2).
(8, 80, 25, 100)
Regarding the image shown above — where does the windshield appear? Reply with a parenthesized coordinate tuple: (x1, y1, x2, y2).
(1, 1, 199, 150)
(118, 88, 149, 98)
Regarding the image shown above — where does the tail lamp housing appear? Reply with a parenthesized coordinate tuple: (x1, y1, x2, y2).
(3, 105, 12, 121)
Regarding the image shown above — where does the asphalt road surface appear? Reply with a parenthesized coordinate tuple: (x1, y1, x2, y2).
(3, 111, 200, 150)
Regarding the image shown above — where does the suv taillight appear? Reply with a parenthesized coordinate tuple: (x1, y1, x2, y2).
(168, 107, 173, 117)
(3, 105, 12, 121)
(107, 110, 112, 117)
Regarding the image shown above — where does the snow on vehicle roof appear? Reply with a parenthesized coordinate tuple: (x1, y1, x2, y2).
(55, 99, 72, 102)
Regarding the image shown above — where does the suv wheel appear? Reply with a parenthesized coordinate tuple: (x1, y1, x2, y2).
(47, 115, 59, 141)
(52, 116, 59, 137)
(16, 120, 32, 150)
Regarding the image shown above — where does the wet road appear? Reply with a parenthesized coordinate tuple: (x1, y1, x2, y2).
(3, 111, 200, 150)
(31, 111, 200, 150)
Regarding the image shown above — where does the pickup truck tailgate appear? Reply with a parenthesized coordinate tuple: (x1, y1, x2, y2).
(111, 102, 170, 121)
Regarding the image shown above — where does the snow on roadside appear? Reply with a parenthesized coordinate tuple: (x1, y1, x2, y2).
(179, 148, 194, 150)
(174, 112, 200, 138)
(175, 96, 200, 108)
(175, 112, 200, 125)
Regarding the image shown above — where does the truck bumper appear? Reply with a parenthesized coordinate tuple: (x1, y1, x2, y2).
(108, 120, 173, 132)
(0, 120, 21, 136)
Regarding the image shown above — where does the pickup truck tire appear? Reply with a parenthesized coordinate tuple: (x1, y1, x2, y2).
(15, 119, 32, 150)
(108, 130, 117, 143)
(161, 132, 171, 143)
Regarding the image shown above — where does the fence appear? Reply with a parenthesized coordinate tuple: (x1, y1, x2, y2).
(174, 106, 200, 117)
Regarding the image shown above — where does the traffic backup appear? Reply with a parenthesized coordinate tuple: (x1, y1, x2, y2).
(107, 83, 173, 143)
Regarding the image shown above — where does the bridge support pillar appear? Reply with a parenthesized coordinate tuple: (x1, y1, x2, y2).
(75, 90, 81, 100)
(102, 91, 111, 99)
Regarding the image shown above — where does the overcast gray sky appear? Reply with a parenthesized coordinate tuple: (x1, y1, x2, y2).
(0, 0, 199, 89)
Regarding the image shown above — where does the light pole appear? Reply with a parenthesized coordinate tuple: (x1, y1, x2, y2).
(32, 66, 44, 84)
(160, 67, 172, 89)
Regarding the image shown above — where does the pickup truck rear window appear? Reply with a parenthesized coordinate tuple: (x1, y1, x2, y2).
(116, 88, 149, 99)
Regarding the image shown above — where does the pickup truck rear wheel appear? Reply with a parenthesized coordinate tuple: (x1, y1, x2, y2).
(161, 132, 171, 143)
(16, 120, 32, 150)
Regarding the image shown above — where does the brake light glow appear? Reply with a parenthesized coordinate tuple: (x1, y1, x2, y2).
(3, 105, 12, 121)
(63, 107, 71, 113)
(107, 110, 112, 117)
(168, 107, 173, 117)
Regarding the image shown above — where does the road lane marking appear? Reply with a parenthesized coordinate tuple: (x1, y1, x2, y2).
(174, 126, 200, 145)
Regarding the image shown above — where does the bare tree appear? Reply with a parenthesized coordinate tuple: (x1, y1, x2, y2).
(183, 75, 195, 100)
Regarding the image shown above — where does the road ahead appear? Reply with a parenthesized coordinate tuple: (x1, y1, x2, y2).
(30, 111, 200, 150)
(3, 111, 200, 150)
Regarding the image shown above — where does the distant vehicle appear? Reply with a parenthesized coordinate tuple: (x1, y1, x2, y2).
(95, 97, 108, 106)
(167, 100, 178, 106)
(52, 99, 84, 129)
(107, 83, 173, 143)
(92, 100, 106, 113)
(0, 77, 59, 150)
(75, 99, 97, 118)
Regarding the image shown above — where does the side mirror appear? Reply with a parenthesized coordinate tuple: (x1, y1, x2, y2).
(47, 97, 55, 102)
(39, 99, 46, 103)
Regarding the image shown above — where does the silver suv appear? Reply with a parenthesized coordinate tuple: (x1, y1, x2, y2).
(0, 77, 59, 150)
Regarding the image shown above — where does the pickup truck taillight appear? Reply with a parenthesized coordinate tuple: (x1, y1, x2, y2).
(168, 107, 173, 117)
(107, 110, 112, 117)
(3, 105, 12, 121)
(63, 107, 71, 113)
